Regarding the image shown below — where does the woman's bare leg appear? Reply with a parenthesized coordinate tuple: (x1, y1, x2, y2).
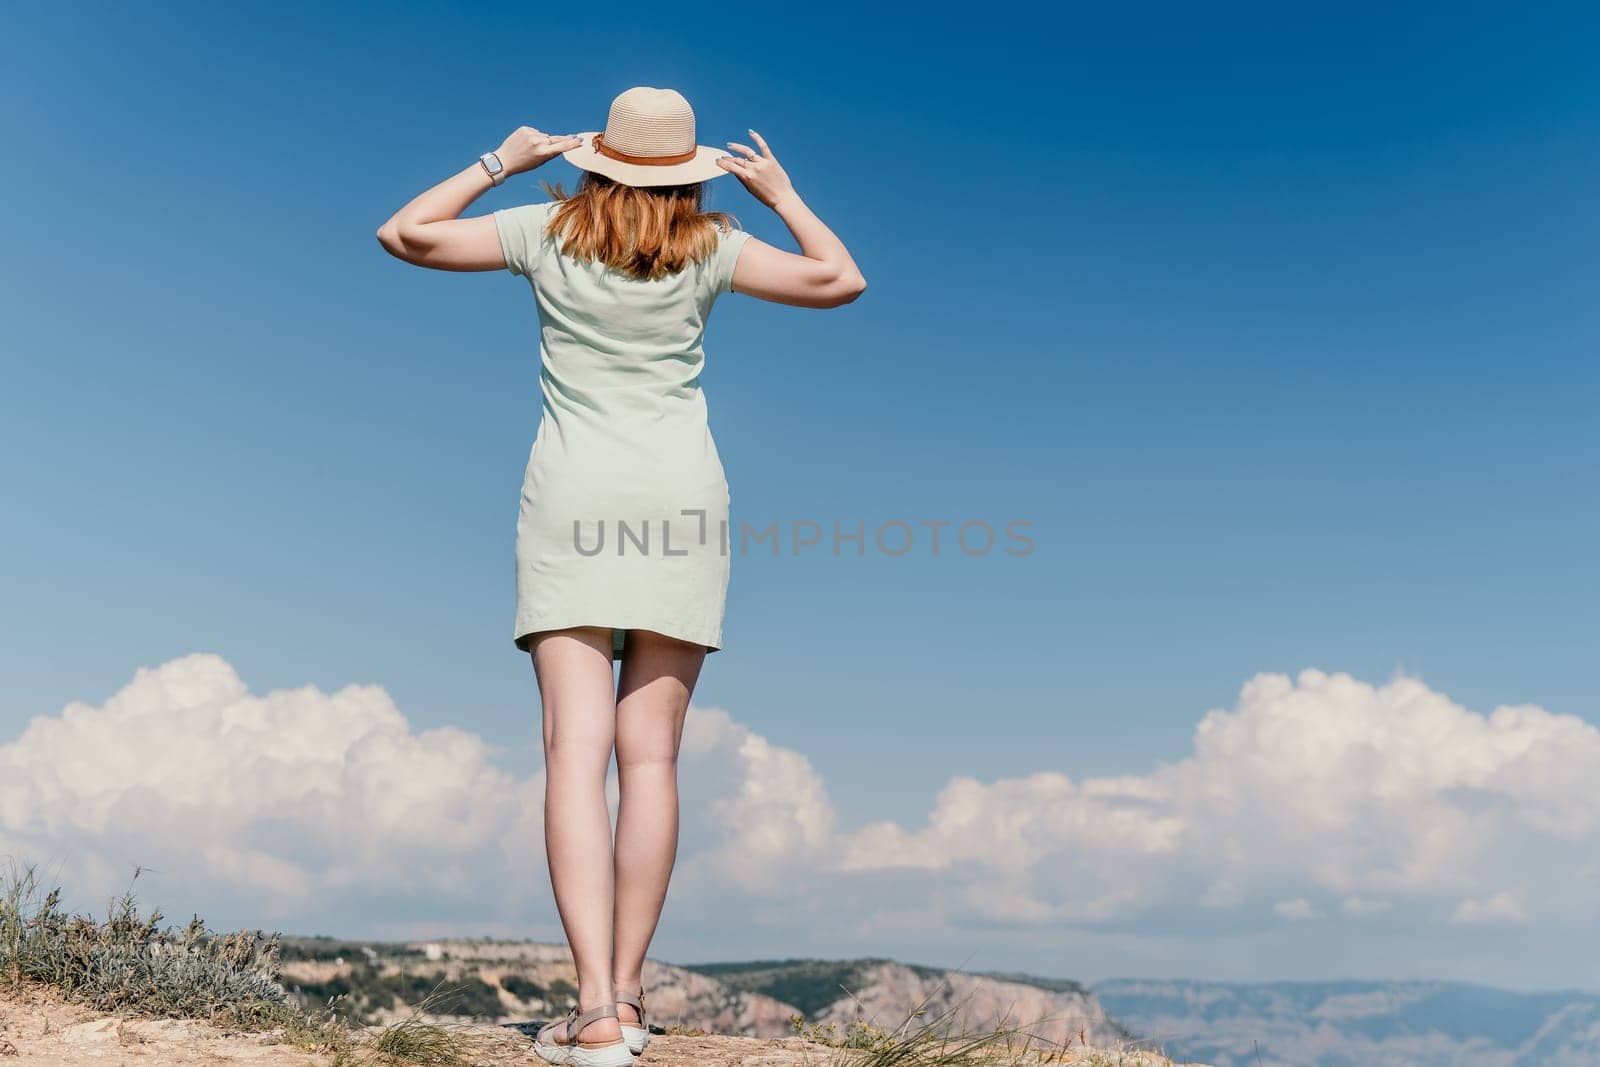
(532, 626, 624, 1044)
(611, 629, 706, 1019)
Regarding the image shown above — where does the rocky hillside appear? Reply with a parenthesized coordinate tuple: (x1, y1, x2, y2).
(684, 956, 1127, 1048)
(277, 936, 806, 1035)
(276, 939, 1136, 1050)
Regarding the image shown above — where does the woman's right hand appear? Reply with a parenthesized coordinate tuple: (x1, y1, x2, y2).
(496, 126, 585, 176)
(718, 129, 797, 209)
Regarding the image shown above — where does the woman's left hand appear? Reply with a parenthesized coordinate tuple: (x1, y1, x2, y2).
(496, 127, 585, 176)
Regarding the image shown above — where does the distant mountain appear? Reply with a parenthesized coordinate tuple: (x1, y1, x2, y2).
(1094, 978, 1600, 1067)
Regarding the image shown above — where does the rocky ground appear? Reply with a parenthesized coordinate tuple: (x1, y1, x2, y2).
(0, 983, 1209, 1066)
(0, 983, 303, 1066)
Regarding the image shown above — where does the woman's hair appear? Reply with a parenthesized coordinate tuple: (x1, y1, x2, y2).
(538, 171, 741, 281)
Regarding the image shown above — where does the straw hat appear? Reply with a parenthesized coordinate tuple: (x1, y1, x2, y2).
(562, 86, 733, 187)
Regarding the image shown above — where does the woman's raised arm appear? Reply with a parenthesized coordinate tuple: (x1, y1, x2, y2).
(376, 127, 583, 271)
(717, 130, 867, 308)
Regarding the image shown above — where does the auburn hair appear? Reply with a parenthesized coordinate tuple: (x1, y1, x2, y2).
(538, 171, 742, 281)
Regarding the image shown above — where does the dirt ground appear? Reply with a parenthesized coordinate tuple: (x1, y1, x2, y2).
(0, 983, 308, 1066)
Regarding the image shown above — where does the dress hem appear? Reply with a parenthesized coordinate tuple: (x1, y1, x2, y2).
(513, 620, 723, 658)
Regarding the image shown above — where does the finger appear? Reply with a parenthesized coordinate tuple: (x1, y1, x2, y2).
(725, 141, 759, 161)
(748, 129, 774, 159)
(535, 134, 582, 154)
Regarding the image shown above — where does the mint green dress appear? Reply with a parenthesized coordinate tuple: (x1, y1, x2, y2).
(494, 202, 751, 658)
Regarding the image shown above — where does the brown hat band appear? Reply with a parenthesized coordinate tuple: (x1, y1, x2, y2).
(592, 132, 699, 166)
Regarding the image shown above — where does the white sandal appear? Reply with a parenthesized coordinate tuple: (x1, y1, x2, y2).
(615, 987, 651, 1056)
(532, 1001, 634, 1066)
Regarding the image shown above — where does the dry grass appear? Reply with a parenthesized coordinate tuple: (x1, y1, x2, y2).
(0, 859, 484, 1066)
(664, 1021, 711, 1036)
(330, 981, 483, 1067)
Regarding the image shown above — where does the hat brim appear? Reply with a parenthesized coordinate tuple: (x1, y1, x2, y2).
(561, 131, 733, 187)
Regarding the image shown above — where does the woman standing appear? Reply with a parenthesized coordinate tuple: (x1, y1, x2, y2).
(376, 86, 866, 1066)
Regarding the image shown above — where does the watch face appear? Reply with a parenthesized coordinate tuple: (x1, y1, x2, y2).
(482, 152, 503, 175)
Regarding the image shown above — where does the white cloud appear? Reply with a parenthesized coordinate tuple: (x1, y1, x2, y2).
(829, 669, 1600, 929)
(677, 706, 835, 892)
(1450, 891, 1527, 925)
(1275, 897, 1317, 920)
(3, 656, 1596, 951)
(0, 653, 535, 923)
(1340, 896, 1393, 916)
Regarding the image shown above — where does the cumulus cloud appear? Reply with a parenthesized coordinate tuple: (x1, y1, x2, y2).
(0, 653, 540, 925)
(829, 669, 1600, 930)
(676, 706, 834, 892)
(2, 657, 1595, 949)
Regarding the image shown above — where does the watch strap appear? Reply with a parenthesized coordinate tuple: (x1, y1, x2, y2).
(479, 151, 505, 186)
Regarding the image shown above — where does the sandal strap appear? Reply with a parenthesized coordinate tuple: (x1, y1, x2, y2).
(537, 1005, 577, 1045)
(567, 1001, 618, 1042)
(616, 987, 647, 1026)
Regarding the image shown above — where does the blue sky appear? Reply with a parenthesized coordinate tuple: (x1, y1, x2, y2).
(2, 2, 1597, 991)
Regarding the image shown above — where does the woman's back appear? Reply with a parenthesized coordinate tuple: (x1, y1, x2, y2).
(494, 202, 750, 477)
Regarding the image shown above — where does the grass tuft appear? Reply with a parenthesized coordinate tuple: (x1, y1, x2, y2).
(332, 981, 478, 1066)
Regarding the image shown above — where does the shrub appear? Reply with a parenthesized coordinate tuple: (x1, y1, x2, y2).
(499, 973, 545, 1001)
(0, 859, 289, 1027)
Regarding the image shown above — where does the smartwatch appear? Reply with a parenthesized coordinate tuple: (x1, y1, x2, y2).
(479, 151, 506, 186)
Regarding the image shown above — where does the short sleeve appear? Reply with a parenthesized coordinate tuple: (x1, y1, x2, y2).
(712, 224, 752, 294)
(493, 203, 553, 278)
